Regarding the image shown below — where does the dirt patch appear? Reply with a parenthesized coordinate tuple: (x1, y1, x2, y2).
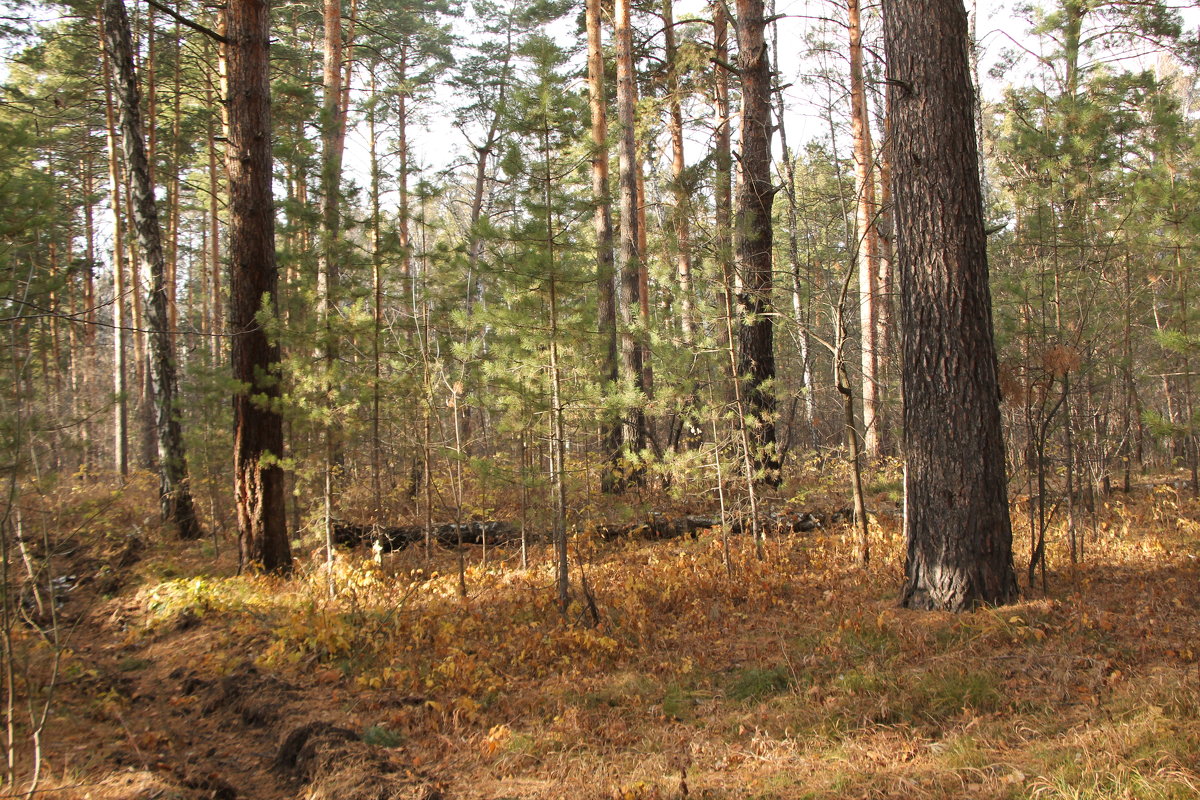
(177, 662, 296, 728)
(275, 720, 443, 800)
(173, 765, 239, 800)
(76, 768, 227, 800)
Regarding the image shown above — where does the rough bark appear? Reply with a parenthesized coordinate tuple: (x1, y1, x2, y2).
(226, 0, 292, 574)
(103, 0, 201, 540)
(734, 0, 780, 485)
(885, 0, 1018, 611)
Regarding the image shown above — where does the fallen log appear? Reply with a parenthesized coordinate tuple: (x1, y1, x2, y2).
(434, 521, 518, 547)
(593, 515, 719, 541)
(726, 509, 852, 535)
(333, 522, 422, 552)
(335, 507, 854, 553)
(334, 520, 520, 552)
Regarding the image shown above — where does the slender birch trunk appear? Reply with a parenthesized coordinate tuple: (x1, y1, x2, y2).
(101, 30, 129, 480)
(103, 0, 202, 539)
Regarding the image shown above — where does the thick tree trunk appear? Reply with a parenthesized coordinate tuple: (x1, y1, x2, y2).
(146, 6, 157, 181)
(103, 0, 201, 540)
(226, 0, 291, 574)
(614, 0, 646, 485)
(734, 0, 779, 485)
(885, 0, 1018, 611)
(587, 0, 622, 483)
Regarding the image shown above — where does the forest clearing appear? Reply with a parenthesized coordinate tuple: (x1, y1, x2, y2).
(4, 468, 1199, 800)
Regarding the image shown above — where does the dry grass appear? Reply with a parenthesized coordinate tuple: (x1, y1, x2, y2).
(6, 471, 1200, 799)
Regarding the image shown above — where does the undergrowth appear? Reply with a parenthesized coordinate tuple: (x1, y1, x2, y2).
(11, 471, 1200, 799)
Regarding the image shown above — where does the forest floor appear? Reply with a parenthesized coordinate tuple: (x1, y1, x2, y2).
(6, 468, 1200, 800)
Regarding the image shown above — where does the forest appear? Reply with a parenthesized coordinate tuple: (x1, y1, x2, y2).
(1, 0, 1199, 796)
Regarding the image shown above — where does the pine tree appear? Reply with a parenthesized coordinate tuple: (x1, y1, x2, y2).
(734, 0, 780, 485)
(886, 0, 1019, 610)
(226, 0, 291, 574)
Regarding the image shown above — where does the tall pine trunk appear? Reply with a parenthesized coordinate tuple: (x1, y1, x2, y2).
(226, 0, 291, 574)
(886, 0, 1018, 611)
(849, 0, 882, 456)
(734, 0, 780, 485)
(614, 0, 646, 486)
(587, 0, 621, 485)
(318, 0, 347, 566)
